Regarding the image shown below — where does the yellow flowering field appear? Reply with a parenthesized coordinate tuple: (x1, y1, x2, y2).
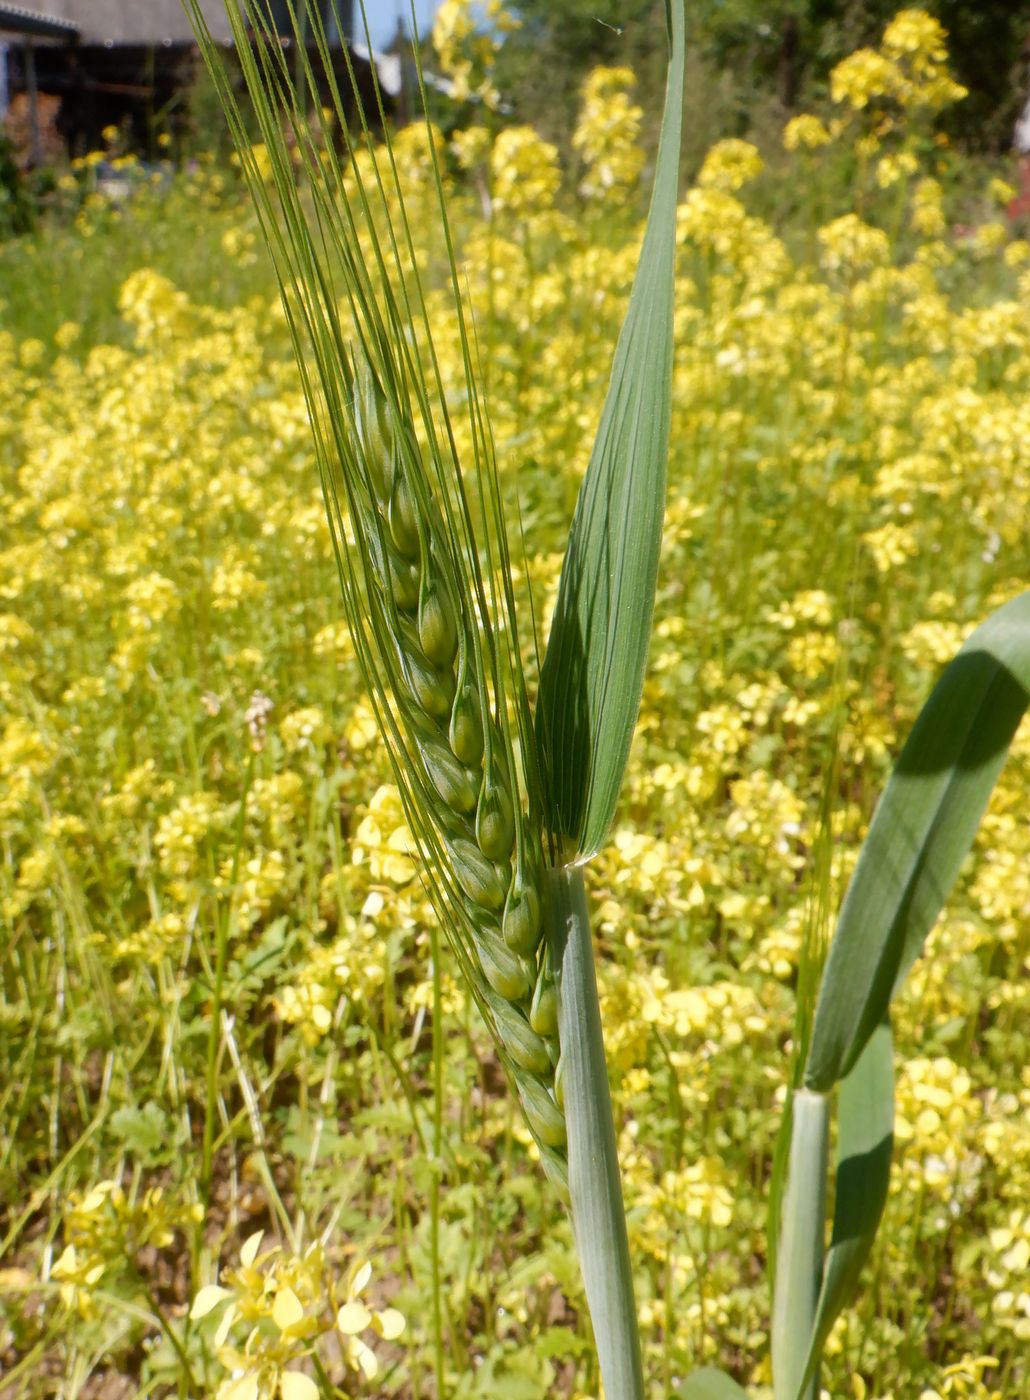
(1, 9, 1029, 1398)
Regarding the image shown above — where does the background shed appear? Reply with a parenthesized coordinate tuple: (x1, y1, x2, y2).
(1, 1, 363, 165)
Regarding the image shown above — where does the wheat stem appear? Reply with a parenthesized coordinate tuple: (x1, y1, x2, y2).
(547, 865, 642, 1400)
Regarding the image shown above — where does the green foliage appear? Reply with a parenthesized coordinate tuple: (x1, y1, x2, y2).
(0, 132, 35, 239)
(498, 0, 1030, 156)
(677, 1368, 752, 1398)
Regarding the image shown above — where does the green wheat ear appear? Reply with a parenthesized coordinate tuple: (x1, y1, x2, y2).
(187, 3, 686, 1395)
(185, 0, 563, 1181)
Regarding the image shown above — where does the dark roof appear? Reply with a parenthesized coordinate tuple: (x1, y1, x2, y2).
(0, 3, 79, 40)
(17, 1, 234, 45)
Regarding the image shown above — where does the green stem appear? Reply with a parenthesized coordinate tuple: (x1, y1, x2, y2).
(772, 1088, 829, 1400)
(139, 1280, 198, 1395)
(311, 1350, 339, 1397)
(546, 865, 643, 1400)
(429, 920, 446, 1398)
(201, 749, 254, 1203)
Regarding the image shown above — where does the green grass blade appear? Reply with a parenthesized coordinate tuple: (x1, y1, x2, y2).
(771, 1089, 829, 1400)
(536, 0, 685, 862)
(546, 866, 643, 1400)
(804, 591, 1030, 1092)
(676, 1368, 752, 1398)
(794, 1022, 894, 1399)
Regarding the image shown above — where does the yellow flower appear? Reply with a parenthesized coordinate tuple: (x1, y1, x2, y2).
(830, 48, 901, 109)
(697, 138, 763, 193)
(450, 123, 491, 172)
(876, 150, 918, 188)
(782, 114, 831, 151)
(572, 66, 644, 200)
(818, 213, 890, 274)
(335, 1259, 405, 1380)
(432, 0, 516, 110)
(491, 126, 561, 216)
(51, 1243, 105, 1317)
(279, 705, 331, 754)
(353, 784, 418, 886)
(882, 9, 949, 70)
(192, 1235, 403, 1393)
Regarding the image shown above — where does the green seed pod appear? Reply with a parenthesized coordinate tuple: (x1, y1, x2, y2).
(554, 1054, 565, 1111)
(387, 547, 420, 613)
(448, 837, 508, 911)
(388, 473, 420, 557)
(503, 868, 542, 957)
(449, 684, 484, 767)
(417, 735, 478, 814)
(419, 577, 458, 667)
(476, 769, 515, 861)
(519, 1075, 567, 1149)
(473, 926, 533, 1002)
(401, 644, 455, 720)
(491, 998, 552, 1075)
(530, 964, 558, 1039)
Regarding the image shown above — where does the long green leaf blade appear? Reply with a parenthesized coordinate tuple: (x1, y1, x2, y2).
(805, 591, 1030, 1091)
(795, 1022, 894, 1398)
(536, 0, 685, 862)
(676, 1368, 752, 1398)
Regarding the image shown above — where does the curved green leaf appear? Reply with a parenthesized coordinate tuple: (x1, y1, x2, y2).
(536, 0, 685, 862)
(805, 591, 1030, 1092)
(795, 1022, 894, 1399)
(676, 1368, 752, 1399)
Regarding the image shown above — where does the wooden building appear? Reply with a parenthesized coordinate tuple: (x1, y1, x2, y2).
(0, 1, 368, 166)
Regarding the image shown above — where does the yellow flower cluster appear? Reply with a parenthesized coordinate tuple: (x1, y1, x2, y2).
(698, 138, 764, 194)
(4, 8, 1030, 1394)
(432, 0, 519, 110)
(51, 1181, 201, 1318)
(572, 66, 644, 200)
(491, 126, 561, 216)
(191, 1231, 404, 1397)
(830, 9, 967, 113)
(783, 114, 831, 151)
